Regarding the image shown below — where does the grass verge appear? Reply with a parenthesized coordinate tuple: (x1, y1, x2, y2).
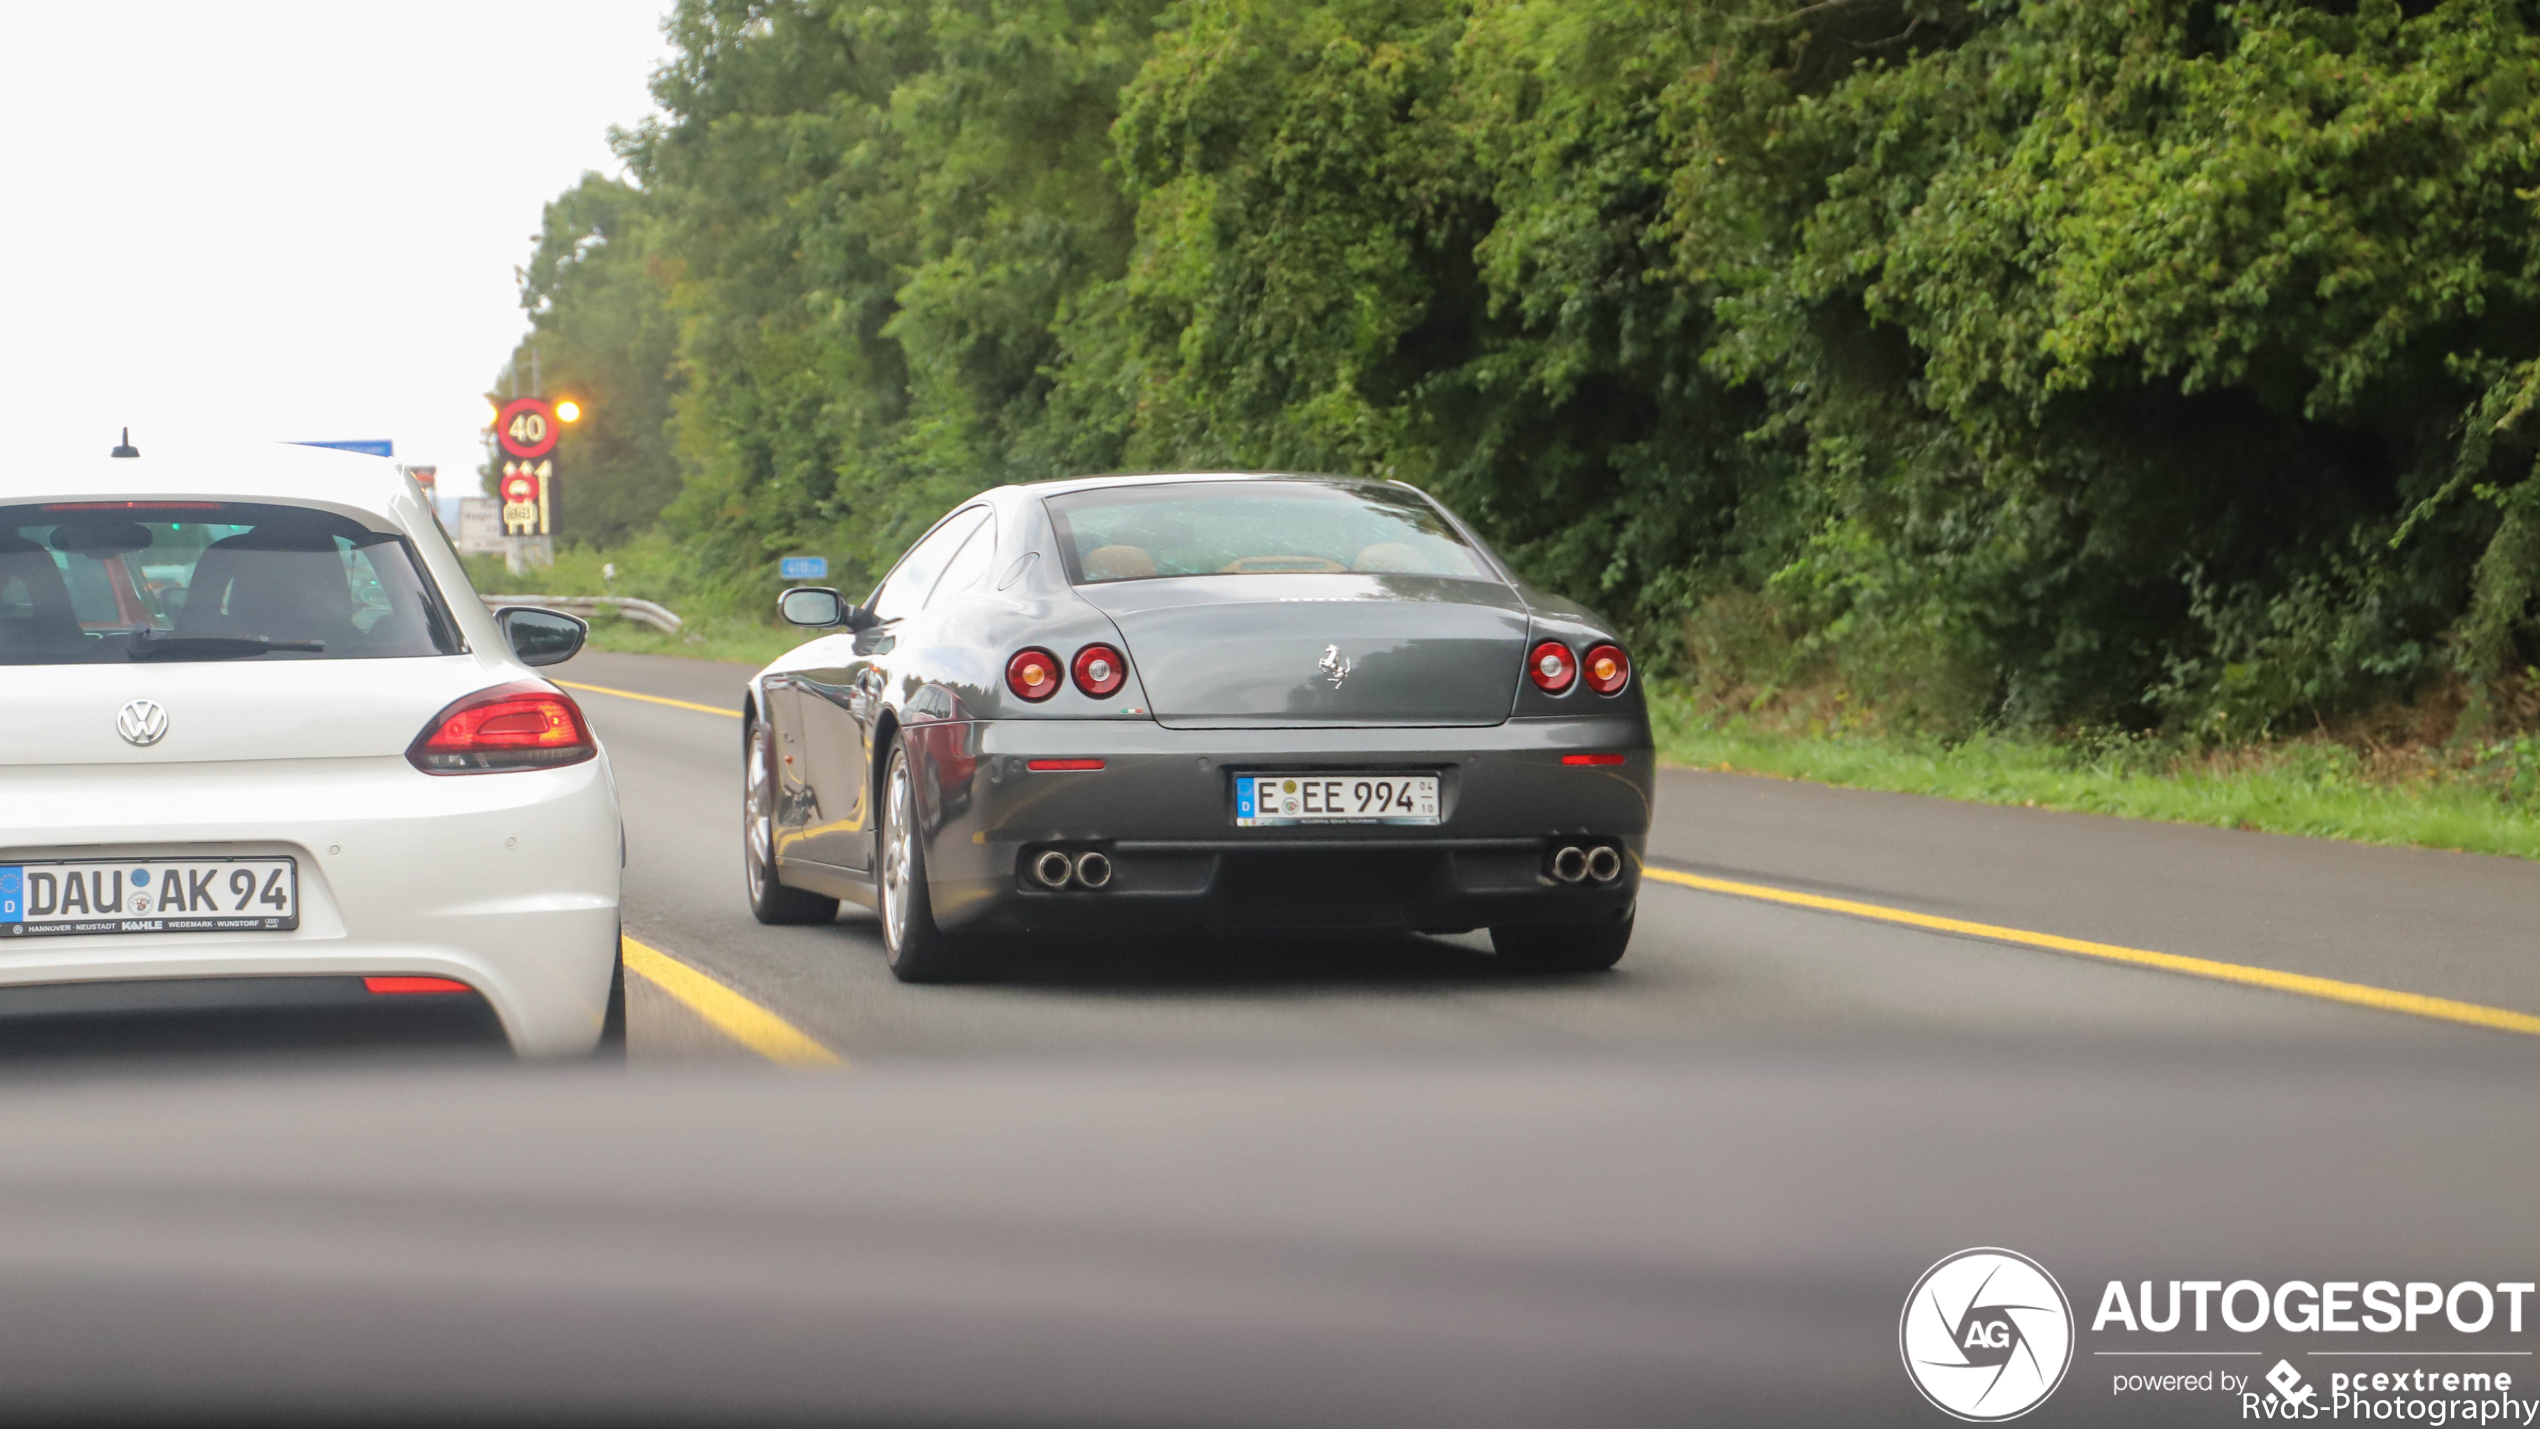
(577, 616, 820, 667)
(1654, 699, 2540, 862)
(459, 545, 2540, 860)
(460, 544, 824, 666)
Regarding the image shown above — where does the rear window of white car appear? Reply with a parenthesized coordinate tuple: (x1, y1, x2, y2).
(0, 501, 462, 664)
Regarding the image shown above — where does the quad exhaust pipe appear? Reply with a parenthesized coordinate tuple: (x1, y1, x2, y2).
(1549, 843, 1625, 885)
(1030, 847, 1115, 890)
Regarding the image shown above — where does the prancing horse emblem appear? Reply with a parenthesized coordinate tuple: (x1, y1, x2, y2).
(1316, 644, 1352, 689)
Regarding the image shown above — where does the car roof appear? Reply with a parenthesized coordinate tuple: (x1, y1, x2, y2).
(4, 442, 416, 523)
(977, 470, 1411, 505)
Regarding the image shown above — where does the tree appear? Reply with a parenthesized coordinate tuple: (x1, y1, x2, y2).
(498, 173, 684, 546)
(505, 0, 2540, 739)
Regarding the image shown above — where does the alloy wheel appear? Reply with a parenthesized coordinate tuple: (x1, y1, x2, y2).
(744, 723, 774, 902)
(882, 753, 913, 957)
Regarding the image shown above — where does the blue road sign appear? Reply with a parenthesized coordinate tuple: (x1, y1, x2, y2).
(291, 439, 395, 458)
(780, 556, 829, 580)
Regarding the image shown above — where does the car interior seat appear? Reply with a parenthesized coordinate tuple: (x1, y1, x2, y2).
(1083, 544, 1157, 581)
(0, 534, 85, 653)
(177, 529, 360, 649)
(1351, 542, 1428, 574)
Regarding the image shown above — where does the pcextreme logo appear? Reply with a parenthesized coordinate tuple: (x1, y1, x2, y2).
(1902, 1248, 2077, 1421)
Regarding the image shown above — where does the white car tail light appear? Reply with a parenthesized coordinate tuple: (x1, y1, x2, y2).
(407, 681, 595, 775)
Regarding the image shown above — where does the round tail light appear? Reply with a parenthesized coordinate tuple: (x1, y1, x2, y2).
(1072, 643, 1127, 697)
(1527, 641, 1577, 694)
(1006, 648, 1062, 701)
(1583, 643, 1630, 695)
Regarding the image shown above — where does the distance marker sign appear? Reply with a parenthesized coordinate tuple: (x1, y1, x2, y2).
(496, 398, 557, 459)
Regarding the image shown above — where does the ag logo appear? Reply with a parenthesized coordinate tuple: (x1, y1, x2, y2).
(1900, 1248, 2074, 1421)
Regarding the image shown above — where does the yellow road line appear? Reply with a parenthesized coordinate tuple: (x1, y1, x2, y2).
(558, 681, 742, 719)
(1639, 866, 2540, 1039)
(620, 936, 845, 1067)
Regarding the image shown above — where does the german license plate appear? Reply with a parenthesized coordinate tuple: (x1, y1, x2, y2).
(1235, 773, 1440, 826)
(0, 857, 299, 938)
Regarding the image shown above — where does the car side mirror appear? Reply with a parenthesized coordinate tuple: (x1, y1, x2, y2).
(779, 587, 842, 627)
(494, 606, 588, 667)
(779, 587, 880, 631)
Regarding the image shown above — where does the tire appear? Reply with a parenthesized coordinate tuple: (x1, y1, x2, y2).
(745, 717, 839, 925)
(591, 935, 627, 1062)
(1491, 908, 1634, 973)
(876, 741, 996, 983)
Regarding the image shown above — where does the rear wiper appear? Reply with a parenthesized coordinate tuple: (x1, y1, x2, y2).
(126, 632, 326, 660)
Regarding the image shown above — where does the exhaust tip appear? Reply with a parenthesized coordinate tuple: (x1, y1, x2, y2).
(1585, 845, 1623, 883)
(1550, 845, 1588, 884)
(1032, 849, 1075, 889)
(1073, 850, 1113, 890)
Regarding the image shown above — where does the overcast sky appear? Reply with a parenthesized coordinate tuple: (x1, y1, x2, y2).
(0, 2, 673, 498)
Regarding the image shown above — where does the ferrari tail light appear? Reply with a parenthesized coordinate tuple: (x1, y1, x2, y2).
(1583, 643, 1631, 695)
(1007, 648, 1062, 701)
(1072, 643, 1127, 697)
(1528, 641, 1577, 694)
(408, 681, 596, 774)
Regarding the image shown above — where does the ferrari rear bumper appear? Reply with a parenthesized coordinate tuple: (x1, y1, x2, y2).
(962, 837, 1637, 934)
(901, 714, 1652, 935)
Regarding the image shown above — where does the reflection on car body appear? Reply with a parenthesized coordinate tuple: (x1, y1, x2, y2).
(744, 472, 1655, 983)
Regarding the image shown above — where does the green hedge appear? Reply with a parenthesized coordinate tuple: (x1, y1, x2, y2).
(502, 0, 2540, 742)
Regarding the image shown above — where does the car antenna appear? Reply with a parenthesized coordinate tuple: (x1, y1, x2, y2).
(110, 427, 140, 458)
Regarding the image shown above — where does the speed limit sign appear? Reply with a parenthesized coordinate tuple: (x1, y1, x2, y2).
(496, 398, 557, 459)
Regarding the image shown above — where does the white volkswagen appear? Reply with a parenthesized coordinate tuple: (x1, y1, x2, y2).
(0, 439, 622, 1056)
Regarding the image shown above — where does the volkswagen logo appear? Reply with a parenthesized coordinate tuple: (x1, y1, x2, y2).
(116, 698, 169, 747)
(1900, 1248, 2074, 1421)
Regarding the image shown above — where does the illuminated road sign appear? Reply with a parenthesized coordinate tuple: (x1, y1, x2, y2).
(500, 459, 552, 535)
(496, 398, 557, 459)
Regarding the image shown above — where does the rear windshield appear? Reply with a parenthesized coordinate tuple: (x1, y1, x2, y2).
(1045, 480, 1496, 585)
(0, 501, 462, 665)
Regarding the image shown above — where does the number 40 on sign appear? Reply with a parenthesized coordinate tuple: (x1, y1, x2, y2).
(495, 398, 558, 536)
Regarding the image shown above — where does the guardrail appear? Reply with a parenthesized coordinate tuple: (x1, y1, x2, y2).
(481, 594, 684, 635)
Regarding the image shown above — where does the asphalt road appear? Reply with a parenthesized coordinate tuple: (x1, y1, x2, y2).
(12, 647, 2540, 1427)
(567, 649, 2540, 1062)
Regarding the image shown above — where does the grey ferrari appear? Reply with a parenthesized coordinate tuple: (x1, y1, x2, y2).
(744, 473, 1654, 982)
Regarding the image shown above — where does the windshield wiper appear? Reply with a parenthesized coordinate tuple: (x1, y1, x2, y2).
(126, 632, 326, 661)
